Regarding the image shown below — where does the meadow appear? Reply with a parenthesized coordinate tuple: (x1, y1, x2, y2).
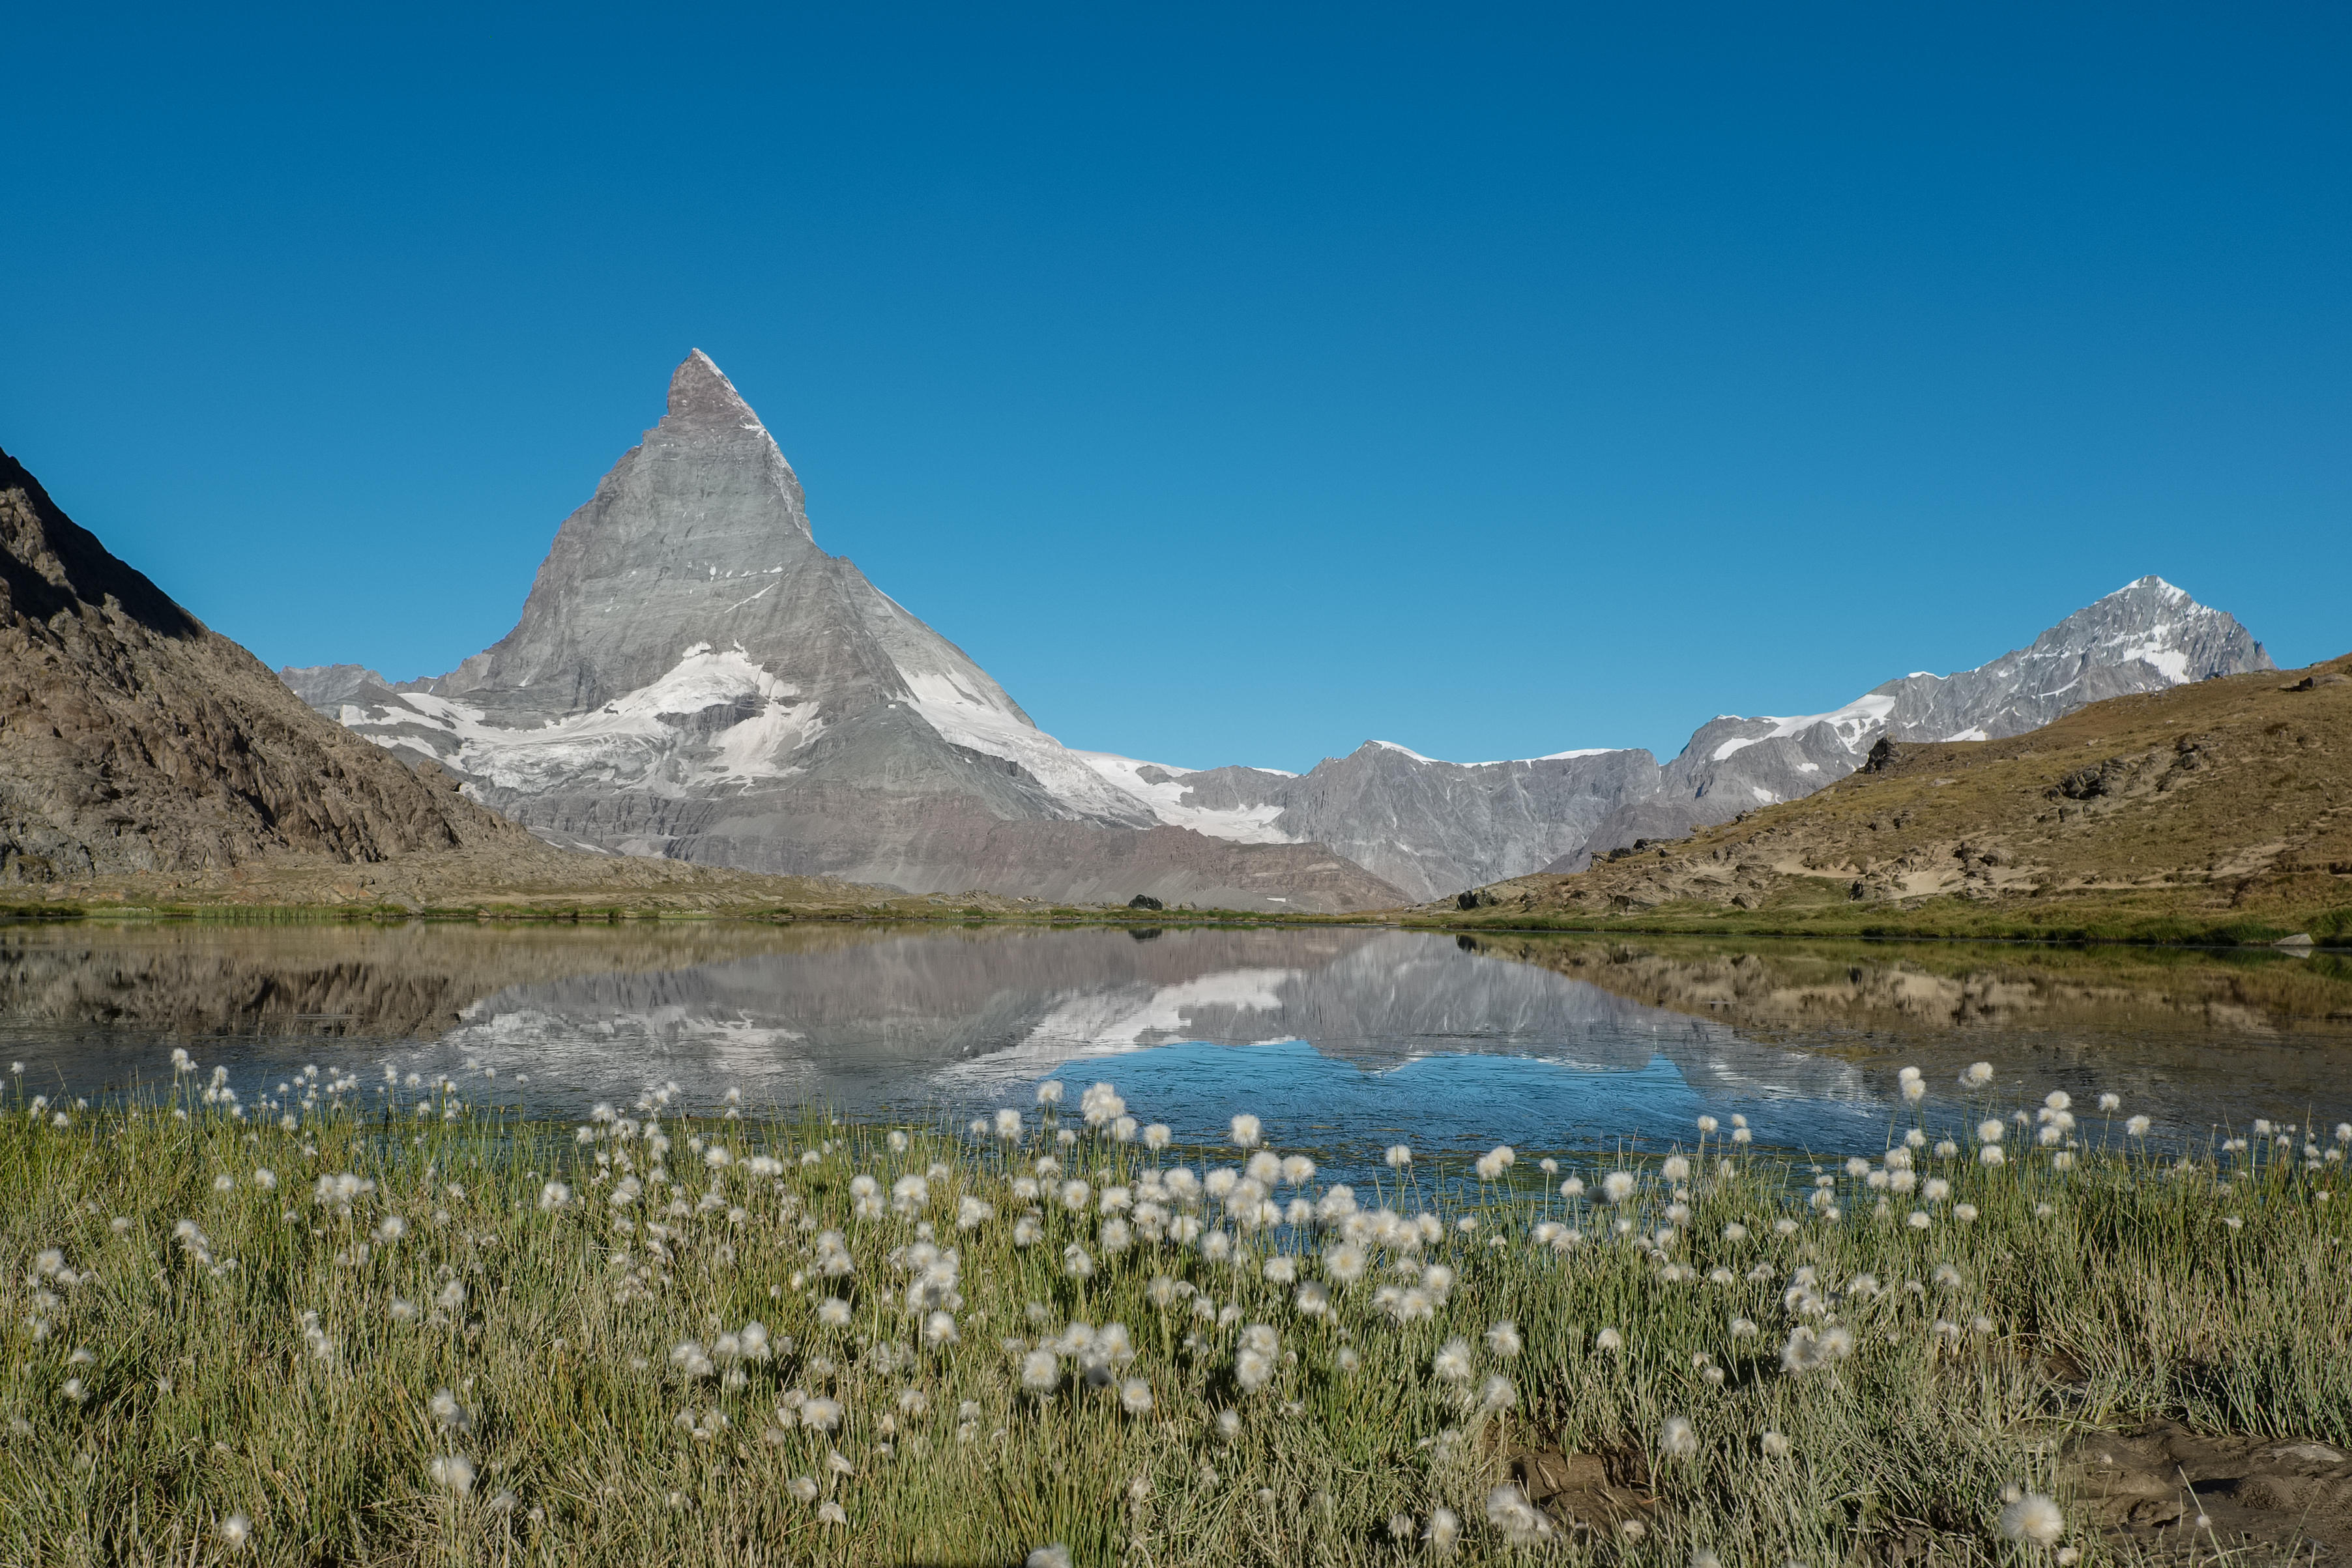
(2, 1056, 2346, 1565)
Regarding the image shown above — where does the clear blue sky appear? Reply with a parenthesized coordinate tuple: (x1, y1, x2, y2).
(4, 4, 2345, 771)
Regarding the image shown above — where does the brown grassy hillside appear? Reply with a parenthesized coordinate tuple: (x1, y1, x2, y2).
(1442, 652, 2352, 944)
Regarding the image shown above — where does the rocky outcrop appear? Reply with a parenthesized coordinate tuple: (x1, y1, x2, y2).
(0, 447, 538, 883)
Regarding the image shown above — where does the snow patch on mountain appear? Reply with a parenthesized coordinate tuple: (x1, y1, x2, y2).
(903, 682, 1156, 825)
(1758, 692, 1900, 751)
(1074, 753, 1299, 843)
(351, 647, 824, 798)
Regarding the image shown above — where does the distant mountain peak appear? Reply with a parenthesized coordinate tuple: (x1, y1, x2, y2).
(668, 348, 760, 427)
(2117, 573, 2189, 603)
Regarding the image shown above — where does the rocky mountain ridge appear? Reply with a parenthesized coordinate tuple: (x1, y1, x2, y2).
(1541, 575, 2274, 875)
(1063, 577, 2272, 901)
(285, 352, 2274, 909)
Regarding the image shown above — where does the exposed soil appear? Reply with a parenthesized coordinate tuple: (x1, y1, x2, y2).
(2068, 1419, 2352, 1561)
(1502, 1424, 2352, 1563)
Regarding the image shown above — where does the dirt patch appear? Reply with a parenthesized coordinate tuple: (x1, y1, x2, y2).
(1511, 1448, 1657, 1543)
(2065, 1419, 2351, 1560)
(1505, 1426, 2348, 1562)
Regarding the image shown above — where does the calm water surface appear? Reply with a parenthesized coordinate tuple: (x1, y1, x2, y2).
(5, 922, 2349, 1167)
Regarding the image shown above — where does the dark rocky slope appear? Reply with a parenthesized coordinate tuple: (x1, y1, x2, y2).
(0, 447, 541, 882)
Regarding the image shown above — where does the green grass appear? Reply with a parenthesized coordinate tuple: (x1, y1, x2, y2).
(1413, 891, 2352, 948)
(2, 1075, 2346, 1565)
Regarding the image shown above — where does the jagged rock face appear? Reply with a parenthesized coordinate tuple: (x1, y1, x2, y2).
(1541, 576, 2274, 873)
(287, 354, 1406, 912)
(0, 448, 531, 884)
(1079, 743, 1664, 904)
(1070, 579, 2271, 899)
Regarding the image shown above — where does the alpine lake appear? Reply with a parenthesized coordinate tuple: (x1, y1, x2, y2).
(7, 918, 2347, 1177)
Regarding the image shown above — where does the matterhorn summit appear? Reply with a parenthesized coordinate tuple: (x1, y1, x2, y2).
(284, 353, 1405, 910)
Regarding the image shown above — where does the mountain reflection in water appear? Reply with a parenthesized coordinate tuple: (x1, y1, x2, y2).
(2, 922, 2345, 1159)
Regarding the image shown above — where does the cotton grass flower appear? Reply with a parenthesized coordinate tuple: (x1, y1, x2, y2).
(817, 1500, 847, 1525)
(1485, 1483, 1551, 1545)
(1431, 1338, 1474, 1384)
(1423, 1507, 1461, 1556)
(1384, 1144, 1411, 1169)
(1324, 1241, 1368, 1285)
(1595, 1327, 1623, 1352)
(216, 1513, 253, 1550)
(429, 1454, 475, 1496)
(1658, 1416, 1698, 1459)
(427, 1387, 470, 1432)
(1229, 1113, 1262, 1148)
(1025, 1546, 1070, 1568)
(1602, 1170, 1636, 1204)
(1999, 1490, 2065, 1545)
(1485, 1320, 1522, 1357)
(1761, 1430, 1792, 1458)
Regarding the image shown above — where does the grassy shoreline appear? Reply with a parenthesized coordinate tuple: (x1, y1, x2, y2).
(3, 899, 2348, 957)
(4, 866, 2347, 953)
(4, 1069, 2349, 1564)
